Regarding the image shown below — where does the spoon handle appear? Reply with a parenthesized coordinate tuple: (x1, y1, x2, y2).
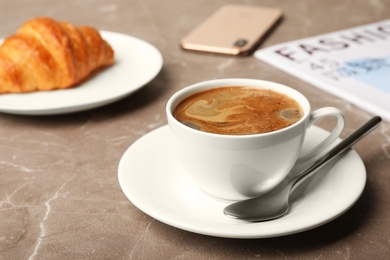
(293, 116, 382, 189)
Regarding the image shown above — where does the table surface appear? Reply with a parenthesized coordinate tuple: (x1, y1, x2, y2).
(1, 0, 389, 259)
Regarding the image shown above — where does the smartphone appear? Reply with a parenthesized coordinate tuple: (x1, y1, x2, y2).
(180, 4, 282, 56)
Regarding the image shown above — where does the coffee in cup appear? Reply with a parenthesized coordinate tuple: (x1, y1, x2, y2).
(173, 86, 303, 135)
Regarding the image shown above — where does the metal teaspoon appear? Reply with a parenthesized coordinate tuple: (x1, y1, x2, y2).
(223, 116, 382, 222)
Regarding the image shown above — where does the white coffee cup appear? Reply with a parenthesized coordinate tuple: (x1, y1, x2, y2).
(166, 78, 345, 201)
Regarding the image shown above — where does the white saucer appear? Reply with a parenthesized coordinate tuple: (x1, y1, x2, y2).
(118, 125, 366, 238)
(0, 31, 163, 115)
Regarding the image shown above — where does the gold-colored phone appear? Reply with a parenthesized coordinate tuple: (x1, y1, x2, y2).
(180, 4, 283, 56)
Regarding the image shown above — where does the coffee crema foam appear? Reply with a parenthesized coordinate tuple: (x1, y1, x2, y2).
(173, 86, 303, 135)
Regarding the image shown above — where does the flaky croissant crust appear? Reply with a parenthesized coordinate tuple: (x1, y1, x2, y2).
(0, 17, 114, 93)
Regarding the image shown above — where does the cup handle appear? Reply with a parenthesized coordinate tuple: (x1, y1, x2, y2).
(297, 107, 345, 162)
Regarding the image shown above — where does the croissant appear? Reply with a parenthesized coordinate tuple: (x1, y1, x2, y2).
(0, 17, 114, 93)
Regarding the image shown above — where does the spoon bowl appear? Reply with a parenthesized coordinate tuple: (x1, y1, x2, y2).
(223, 116, 382, 222)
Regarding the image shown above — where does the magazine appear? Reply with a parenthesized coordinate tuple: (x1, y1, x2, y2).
(255, 19, 390, 122)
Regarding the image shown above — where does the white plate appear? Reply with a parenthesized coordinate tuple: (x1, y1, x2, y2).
(0, 31, 163, 115)
(118, 125, 366, 239)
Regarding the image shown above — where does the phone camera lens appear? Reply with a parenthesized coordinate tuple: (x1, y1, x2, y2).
(234, 39, 248, 47)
